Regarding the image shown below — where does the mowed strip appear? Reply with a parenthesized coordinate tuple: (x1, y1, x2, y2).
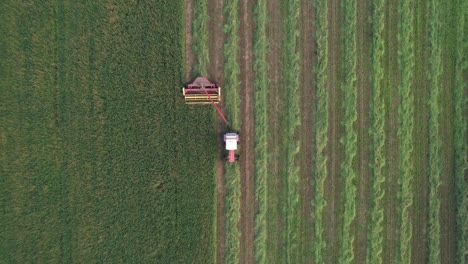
(298, 0, 316, 262)
(238, 0, 256, 262)
(438, 0, 459, 261)
(324, 0, 345, 261)
(265, 0, 286, 262)
(279, 0, 302, 262)
(222, 0, 242, 262)
(454, 0, 467, 262)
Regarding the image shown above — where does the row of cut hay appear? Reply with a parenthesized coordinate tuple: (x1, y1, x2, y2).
(397, 0, 416, 262)
(312, 0, 329, 262)
(281, 0, 302, 262)
(339, 0, 359, 263)
(454, 0, 467, 262)
(427, 0, 443, 262)
(252, 0, 269, 262)
(367, 0, 386, 263)
(222, 0, 242, 262)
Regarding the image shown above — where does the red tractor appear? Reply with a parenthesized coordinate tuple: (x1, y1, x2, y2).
(183, 77, 240, 163)
(224, 133, 240, 163)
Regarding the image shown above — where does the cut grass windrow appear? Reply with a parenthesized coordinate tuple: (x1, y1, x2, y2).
(454, 0, 467, 262)
(223, 0, 241, 130)
(367, 0, 386, 263)
(427, 0, 443, 262)
(281, 0, 301, 262)
(339, 0, 358, 263)
(252, 0, 269, 262)
(397, 0, 416, 262)
(223, 0, 241, 262)
(192, 0, 209, 76)
(312, 0, 329, 262)
(223, 164, 241, 264)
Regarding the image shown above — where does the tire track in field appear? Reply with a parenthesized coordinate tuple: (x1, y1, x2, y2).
(355, 0, 372, 262)
(325, 0, 343, 262)
(265, 0, 284, 262)
(299, 0, 316, 262)
(206, 0, 226, 262)
(239, 0, 255, 262)
(185, 0, 194, 81)
(439, 2, 458, 261)
(207, 0, 224, 83)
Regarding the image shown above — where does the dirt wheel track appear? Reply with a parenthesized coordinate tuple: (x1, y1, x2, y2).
(324, 0, 344, 262)
(298, 0, 316, 262)
(239, 0, 255, 262)
(439, 2, 458, 259)
(265, 0, 284, 262)
(185, 0, 194, 81)
(207, 0, 224, 83)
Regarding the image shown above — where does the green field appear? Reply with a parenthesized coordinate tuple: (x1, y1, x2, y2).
(1, 1, 216, 262)
(2, 0, 467, 263)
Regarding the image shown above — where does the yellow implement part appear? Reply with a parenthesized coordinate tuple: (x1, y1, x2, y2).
(184, 95, 220, 104)
(182, 87, 221, 104)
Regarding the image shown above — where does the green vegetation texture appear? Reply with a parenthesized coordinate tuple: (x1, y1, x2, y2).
(252, 0, 269, 262)
(397, 0, 416, 262)
(339, 0, 358, 262)
(280, 0, 302, 262)
(454, 0, 467, 262)
(223, 0, 242, 262)
(312, 0, 329, 262)
(427, 0, 443, 262)
(367, 0, 386, 263)
(0, 1, 216, 263)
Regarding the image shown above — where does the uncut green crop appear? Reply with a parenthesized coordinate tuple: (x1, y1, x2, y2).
(427, 0, 443, 262)
(339, 0, 358, 263)
(252, 0, 269, 262)
(312, 0, 329, 262)
(223, 0, 242, 262)
(367, 0, 386, 263)
(281, 0, 301, 262)
(454, 0, 467, 262)
(1, 0, 216, 263)
(397, 0, 416, 262)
